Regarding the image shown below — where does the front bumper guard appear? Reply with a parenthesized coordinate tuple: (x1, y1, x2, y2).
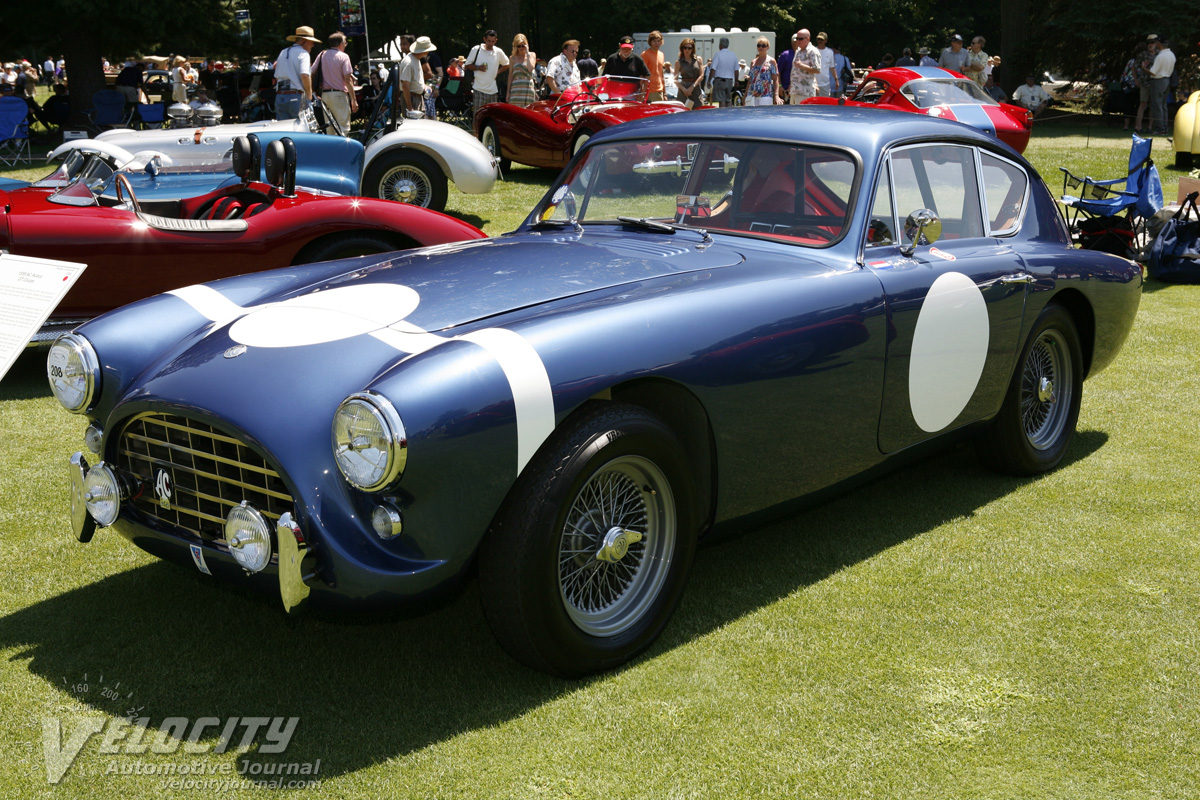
(69, 451, 315, 614)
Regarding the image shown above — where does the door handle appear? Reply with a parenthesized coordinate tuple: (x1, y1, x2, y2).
(997, 273, 1034, 284)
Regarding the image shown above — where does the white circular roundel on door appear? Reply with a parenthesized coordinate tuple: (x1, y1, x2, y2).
(908, 271, 990, 432)
(228, 284, 421, 348)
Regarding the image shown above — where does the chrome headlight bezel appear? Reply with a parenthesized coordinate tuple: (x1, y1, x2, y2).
(47, 333, 100, 414)
(82, 462, 122, 527)
(225, 502, 273, 574)
(331, 391, 407, 492)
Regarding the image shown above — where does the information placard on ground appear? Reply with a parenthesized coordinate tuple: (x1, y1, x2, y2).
(0, 253, 88, 382)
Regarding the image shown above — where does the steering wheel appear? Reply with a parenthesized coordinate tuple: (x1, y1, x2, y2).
(112, 173, 142, 216)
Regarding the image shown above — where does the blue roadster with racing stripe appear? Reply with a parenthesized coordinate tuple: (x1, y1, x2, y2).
(51, 107, 1141, 676)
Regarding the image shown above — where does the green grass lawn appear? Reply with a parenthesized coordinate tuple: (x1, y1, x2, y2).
(2, 116, 1198, 798)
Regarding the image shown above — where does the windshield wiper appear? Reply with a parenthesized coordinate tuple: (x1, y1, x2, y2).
(618, 216, 677, 233)
(618, 217, 713, 247)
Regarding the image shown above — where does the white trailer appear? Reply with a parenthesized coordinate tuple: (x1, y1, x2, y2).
(631, 26, 776, 65)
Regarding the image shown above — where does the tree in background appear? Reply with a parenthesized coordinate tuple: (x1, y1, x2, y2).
(1, 0, 238, 125)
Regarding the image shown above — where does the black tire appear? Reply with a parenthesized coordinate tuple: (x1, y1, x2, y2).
(977, 304, 1083, 475)
(479, 121, 511, 173)
(291, 231, 404, 265)
(361, 149, 448, 212)
(479, 403, 697, 677)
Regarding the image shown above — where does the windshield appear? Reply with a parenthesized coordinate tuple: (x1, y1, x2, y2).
(34, 149, 89, 189)
(535, 138, 857, 247)
(47, 156, 116, 207)
(901, 78, 998, 108)
(556, 76, 648, 110)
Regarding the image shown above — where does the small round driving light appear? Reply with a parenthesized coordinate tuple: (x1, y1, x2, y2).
(371, 503, 403, 539)
(47, 333, 100, 413)
(83, 462, 122, 527)
(83, 423, 104, 455)
(331, 392, 407, 492)
(225, 502, 272, 573)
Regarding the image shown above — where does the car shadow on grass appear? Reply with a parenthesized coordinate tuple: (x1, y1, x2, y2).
(0, 430, 1106, 780)
(0, 347, 53, 401)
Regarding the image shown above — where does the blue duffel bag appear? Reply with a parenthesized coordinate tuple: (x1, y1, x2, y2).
(1148, 191, 1200, 283)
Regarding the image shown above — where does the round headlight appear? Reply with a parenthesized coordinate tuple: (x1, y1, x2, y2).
(47, 333, 100, 413)
(331, 392, 407, 492)
(225, 502, 272, 573)
(83, 462, 121, 527)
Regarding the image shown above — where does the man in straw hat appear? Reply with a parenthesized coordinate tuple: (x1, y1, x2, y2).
(275, 24, 321, 120)
(400, 35, 437, 113)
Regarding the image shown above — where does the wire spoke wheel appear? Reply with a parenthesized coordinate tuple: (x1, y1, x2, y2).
(976, 304, 1082, 476)
(363, 149, 447, 211)
(558, 455, 675, 637)
(480, 403, 696, 675)
(378, 164, 433, 206)
(1020, 328, 1072, 450)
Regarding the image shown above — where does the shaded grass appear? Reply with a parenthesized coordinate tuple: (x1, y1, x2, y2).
(2, 112, 1199, 798)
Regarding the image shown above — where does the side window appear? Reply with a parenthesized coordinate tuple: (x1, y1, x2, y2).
(889, 145, 984, 240)
(866, 162, 894, 247)
(980, 152, 1029, 235)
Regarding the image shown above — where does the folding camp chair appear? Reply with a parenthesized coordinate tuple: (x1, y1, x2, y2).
(136, 102, 167, 129)
(85, 89, 133, 132)
(0, 95, 32, 166)
(1060, 134, 1163, 253)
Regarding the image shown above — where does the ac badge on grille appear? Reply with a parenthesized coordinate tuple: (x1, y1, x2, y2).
(154, 469, 172, 510)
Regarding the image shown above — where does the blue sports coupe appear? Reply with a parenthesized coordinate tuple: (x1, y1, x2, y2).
(51, 107, 1141, 676)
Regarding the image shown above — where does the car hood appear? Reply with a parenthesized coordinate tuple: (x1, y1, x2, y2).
(161, 230, 747, 338)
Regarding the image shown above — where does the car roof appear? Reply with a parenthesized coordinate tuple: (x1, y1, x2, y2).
(590, 105, 1005, 155)
(870, 66, 966, 83)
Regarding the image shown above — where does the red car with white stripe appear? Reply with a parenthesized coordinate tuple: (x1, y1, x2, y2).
(804, 66, 1031, 154)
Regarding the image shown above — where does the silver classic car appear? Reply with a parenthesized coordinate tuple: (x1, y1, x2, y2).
(56, 81, 496, 211)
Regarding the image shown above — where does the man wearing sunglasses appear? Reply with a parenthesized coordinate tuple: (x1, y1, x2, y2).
(545, 39, 581, 95)
(789, 29, 821, 104)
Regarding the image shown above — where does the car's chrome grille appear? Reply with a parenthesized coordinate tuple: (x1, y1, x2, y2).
(116, 413, 293, 539)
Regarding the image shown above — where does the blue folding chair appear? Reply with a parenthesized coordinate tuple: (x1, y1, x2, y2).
(85, 89, 132, 132)
(1060, 134, 1163, 248)
(136, 102, 167, 129)
(0, 95, 32, 166)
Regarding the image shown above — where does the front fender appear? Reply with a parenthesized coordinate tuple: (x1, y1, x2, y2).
(365, 120, 498, 195)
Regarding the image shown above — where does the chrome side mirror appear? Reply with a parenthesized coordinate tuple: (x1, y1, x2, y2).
(901, 209, 942, 256)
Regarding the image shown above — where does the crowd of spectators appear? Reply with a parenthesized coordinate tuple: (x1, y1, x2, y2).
(1, 24, 1187, 137)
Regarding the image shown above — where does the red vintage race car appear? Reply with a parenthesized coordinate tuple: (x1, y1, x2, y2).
(804, 66, 1032, 154)
(2, 138, 486, 343)
(475, 76, 687, 171)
